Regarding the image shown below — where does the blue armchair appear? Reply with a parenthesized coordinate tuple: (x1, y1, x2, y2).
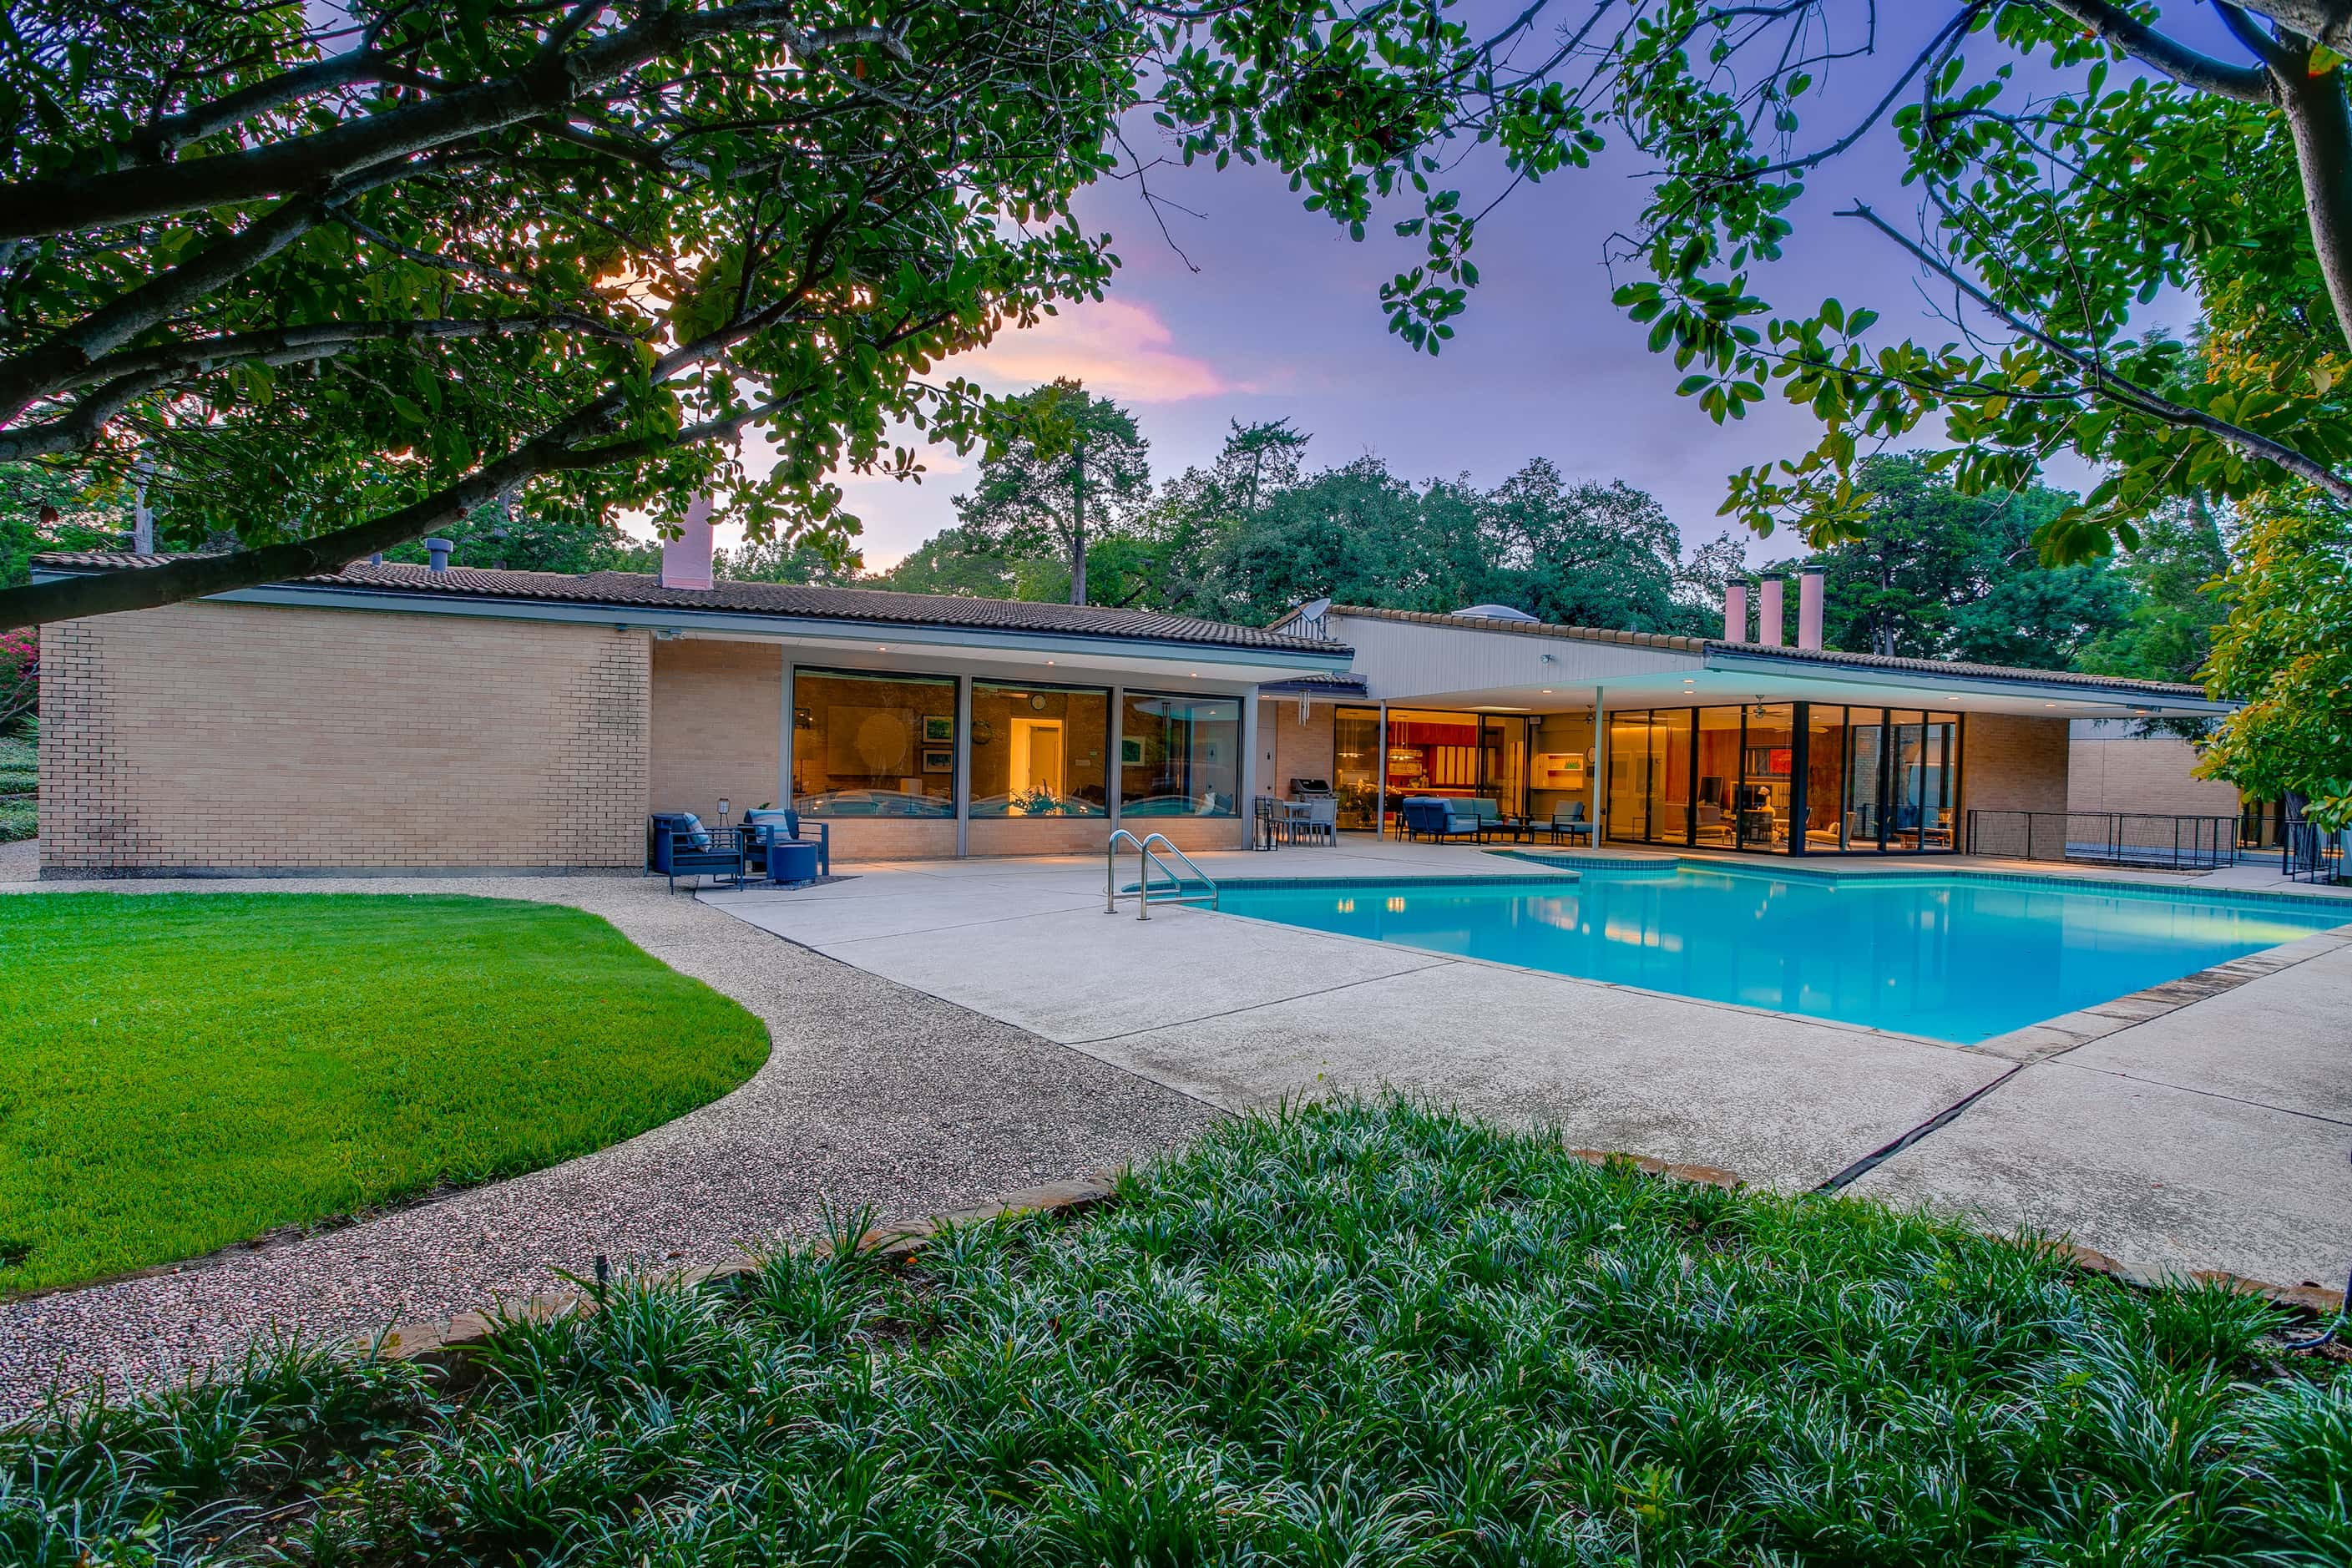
(741, 807, 830, 878)
(1545, 800, 1596, 847)
(646, 812, 746, 891)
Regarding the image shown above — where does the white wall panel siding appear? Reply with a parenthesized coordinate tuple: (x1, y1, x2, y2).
(1328, 612, 1701, 702)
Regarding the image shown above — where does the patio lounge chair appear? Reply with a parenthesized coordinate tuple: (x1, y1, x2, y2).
(646, 812, 746, 891)
(741, 807, 831, 878)
(1545, 800, 1596, 847)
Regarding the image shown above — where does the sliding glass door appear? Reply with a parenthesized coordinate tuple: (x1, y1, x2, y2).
(1598, 702, 1961, 855)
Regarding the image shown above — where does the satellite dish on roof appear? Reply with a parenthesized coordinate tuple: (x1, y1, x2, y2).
(1455, 603, 1539, 623)
(1298, 596, 1332, 623)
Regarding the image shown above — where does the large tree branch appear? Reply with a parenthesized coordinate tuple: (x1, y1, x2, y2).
(2037, 0, 2271, 102)
(0, 5, 915, 240)
(2276, 37, 2352, 349)
(0, 163, 410, 422)
(0, 294, 963, 626)
(2243, 1, 2352, 52)
(1839, 200, 2352, 503)
(0, 314, 642, 463)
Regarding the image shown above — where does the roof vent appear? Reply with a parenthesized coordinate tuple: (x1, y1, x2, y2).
(424, 538, 453, 572)
(1454, 603, 1539, 623)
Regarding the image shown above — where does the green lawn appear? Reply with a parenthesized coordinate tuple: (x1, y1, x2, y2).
(0, 893, 768, 1294)
(10, 1100, 2346, 1567)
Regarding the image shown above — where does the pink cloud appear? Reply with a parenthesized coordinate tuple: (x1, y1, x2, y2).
(953, 298, 1230, 402)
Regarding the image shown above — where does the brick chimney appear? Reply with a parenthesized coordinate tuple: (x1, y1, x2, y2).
(1798, 566, 1825, 650)
(1722, 580, 1748, 642)
(1758, 577, 1784, 646)
(659, 493, 715, 590)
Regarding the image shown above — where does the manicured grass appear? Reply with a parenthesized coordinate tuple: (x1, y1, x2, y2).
(0, 893, 768, 1294)
(9, 1100, 2346, 1567)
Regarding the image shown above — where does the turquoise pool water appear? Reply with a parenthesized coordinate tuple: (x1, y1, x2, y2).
(1212, 867, 2345, 1043)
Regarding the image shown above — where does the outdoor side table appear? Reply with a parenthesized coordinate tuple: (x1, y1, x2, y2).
(766, 839, 820, 885)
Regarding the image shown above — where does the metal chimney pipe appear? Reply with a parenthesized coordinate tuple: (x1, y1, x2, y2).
(1758, 577, 1784, 646)
(424, 538, 453, 572)
(1722, 580, 1748, 643)
(1798, 566, 1825, 650)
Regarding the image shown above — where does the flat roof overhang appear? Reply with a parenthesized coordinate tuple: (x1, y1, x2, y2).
(1360, 656, 2228, 721)
(116, 578, 1353, 690)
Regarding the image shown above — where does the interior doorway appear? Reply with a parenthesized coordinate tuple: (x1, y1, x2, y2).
(1009, 717, 1066, 798)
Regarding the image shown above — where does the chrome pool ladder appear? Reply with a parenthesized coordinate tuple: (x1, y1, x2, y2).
(1105, 829, 1217, 920)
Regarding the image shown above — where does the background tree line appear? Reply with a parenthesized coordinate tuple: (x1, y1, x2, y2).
(852, 387, 2229, 690)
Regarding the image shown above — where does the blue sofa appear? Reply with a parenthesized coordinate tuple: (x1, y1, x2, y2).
(1399, 797, 1486, 842)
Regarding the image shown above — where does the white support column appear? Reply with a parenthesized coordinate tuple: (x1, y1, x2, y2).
(1239, 685, 1262, 828)
(1591, 685, 1607, 843)
(1374, 700, 1388, 837)
(1107, 685, 1125, 828)
(777, 656, 794, 811)
(953, 673, 973, 857)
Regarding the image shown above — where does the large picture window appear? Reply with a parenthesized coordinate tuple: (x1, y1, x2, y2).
(969, 681, 1109, 817)
(792, 669, 956, 817)
(1119, 693, 1239, 817)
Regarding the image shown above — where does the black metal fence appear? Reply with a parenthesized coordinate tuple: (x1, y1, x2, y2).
(1965, 810, 2240, 870)
(2282, 821, 2348, 884)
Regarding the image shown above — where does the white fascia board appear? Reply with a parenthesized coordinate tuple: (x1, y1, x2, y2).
(1701, 647, 2234, 716)
(202, 581, 1348, 679)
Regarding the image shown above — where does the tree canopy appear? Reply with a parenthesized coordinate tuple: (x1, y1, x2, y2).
(949, 379, 1149, 604)
(0, 0, 1597, 627)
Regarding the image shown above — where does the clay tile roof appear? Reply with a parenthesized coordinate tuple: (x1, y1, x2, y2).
(29, 554, 1351, 657)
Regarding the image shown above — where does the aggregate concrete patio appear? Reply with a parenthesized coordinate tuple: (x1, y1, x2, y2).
(706, 837, 2352, 1298)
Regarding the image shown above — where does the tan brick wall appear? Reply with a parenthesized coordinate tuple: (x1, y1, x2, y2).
(969, 815, 1110, 858)
(1960, 713, 2069, 858)
(1257, 699, 1338, 797)
(649, 639, 783, 818)
(2068, 733, 2241, 817)
(39, 601, 648, 873)
(812, 817, 958, 862)
(1130, 813, 1252, 853)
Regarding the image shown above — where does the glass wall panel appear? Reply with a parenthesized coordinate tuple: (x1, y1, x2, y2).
(1921, 712, 1958, 849)
(968, 681, 1108, 816)
(1694, 706, 1742, 846)
(1888, 711, 1926, 849)
(1846, 712, 1885, 847)
(1333, 706, 1382, 831)
(1386, 709, 1481, 804)
(1654, 708, 1695, 845)
(1606, 711, 1651, 842)
(1529, 712, 1593, 829)
(1803, 706, 1848, 850)
(792, 668, 957, 817)
(1481, 716, 1530, 817)
(1739, 704, 1796, 851)
(1119, 693, 1240, 817)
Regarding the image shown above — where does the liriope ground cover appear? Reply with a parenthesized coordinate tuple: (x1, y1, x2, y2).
(7, 1099, 2348, 1565)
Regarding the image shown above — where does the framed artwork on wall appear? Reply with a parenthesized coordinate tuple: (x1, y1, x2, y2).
(1120, 737, 1144, 764)
(921, 747, 953, 773)
(923, 715, 954, 744)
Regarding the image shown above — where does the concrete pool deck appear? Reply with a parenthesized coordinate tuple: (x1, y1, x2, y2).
(706, 839, 2352, 1299)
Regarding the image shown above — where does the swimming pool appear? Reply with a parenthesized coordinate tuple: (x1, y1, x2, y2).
(1212, 866, 2345, 1043)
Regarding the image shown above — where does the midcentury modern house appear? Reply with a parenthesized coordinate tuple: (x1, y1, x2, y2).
(1259, 592, 2238, 859)
(31, 539, 2235, 876)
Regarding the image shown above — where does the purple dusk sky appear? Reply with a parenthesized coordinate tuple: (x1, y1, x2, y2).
(723, 3, 2235, 570)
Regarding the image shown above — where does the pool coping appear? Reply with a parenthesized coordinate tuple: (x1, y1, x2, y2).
(1491, 848, 2352, 913)
(1198, 856, 2352, 1057)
